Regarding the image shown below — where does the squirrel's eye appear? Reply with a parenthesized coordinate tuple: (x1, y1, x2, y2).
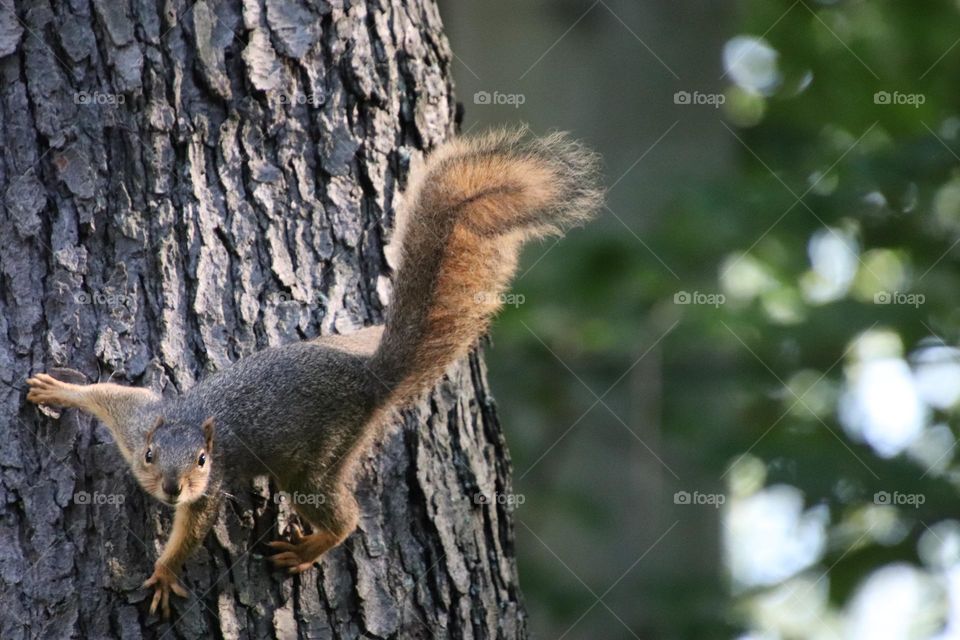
(198, 452, 206, 468)
(145, 448, 153, 464)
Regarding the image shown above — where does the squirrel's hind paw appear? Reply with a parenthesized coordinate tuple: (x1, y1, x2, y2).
(267, 525, 341, 574)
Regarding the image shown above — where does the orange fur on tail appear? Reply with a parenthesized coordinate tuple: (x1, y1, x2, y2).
(370, 127, 603, 404)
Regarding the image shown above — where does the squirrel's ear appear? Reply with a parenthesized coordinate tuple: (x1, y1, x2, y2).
(202, 417, 215, 451)
(145, 417, 163, 445)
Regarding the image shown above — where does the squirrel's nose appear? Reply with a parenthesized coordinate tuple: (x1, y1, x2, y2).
(162, 478, 181, 498)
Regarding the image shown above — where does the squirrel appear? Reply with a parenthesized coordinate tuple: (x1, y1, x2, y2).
(25, 127, 602, 618)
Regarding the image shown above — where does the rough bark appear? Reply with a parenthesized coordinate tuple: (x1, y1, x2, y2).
(0, 1, 526, 638)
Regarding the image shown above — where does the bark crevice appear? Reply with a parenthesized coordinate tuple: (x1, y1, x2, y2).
(0, 1, 526, 638)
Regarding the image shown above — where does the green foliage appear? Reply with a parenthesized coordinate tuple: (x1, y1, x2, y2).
(491, 0, 960, 636)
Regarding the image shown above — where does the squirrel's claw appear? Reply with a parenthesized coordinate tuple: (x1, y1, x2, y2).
(267, 543, 315, 573)
(25, 373, 70, 407)
(265, 522, 306, 553)
(289, 523, 305, 543)
(267, 525, 335, 574)
(268, 524, 318, 573)
(268, 551, 314, 574)
(143, 564, 188, 619)
(266, 540, 296, 552)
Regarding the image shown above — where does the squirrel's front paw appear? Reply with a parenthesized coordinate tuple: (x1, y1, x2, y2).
(143, 562, 188, 619)
(25, 373, 75, 407)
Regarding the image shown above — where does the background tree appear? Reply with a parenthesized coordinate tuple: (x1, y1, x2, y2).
(0, 1, 526, 637)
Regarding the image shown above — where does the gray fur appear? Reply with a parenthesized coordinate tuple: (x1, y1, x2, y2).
(29, 128, 604, 580)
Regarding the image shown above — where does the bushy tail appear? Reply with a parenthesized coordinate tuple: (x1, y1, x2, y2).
(369, 127, 603, 404)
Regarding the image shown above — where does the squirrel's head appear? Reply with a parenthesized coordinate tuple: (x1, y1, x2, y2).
(134, 415, 215, 506)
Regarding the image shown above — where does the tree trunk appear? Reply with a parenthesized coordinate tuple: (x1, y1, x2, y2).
(0, 1, 526, 638)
